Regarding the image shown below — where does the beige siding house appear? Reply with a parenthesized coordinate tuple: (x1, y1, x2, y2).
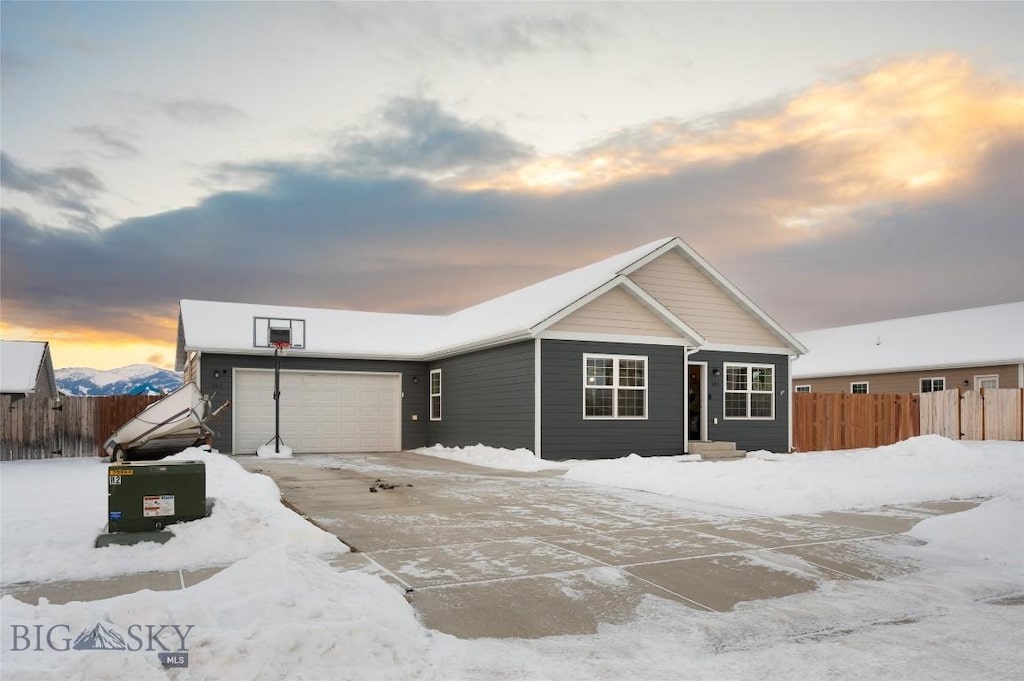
(792, 303, 1024, 394)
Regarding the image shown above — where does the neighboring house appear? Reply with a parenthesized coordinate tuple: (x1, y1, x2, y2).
(792, 302, 1024, 394)
(0, 340, 58, 400)
(176, 237, 806, 459)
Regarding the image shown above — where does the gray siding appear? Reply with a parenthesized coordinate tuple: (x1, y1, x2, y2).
(427, 341, 534, 450)
(199, 353, 429, 453)
(541, 340, 684, 459)
(690, 350, 790, 453)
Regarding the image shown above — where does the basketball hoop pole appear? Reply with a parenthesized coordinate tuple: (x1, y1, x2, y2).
(267, 341, 290, 454)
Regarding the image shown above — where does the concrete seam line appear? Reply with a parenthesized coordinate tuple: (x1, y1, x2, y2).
(533, 538, 717, 613)
(361, 554, 415, 592)
(759, 549, 866, 582)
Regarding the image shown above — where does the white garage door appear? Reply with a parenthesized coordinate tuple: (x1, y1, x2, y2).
(233, 370, 401, 454)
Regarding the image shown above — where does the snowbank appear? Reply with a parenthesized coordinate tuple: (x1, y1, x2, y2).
(413, 444, 569, 472)
(0, 448, 344, 585)
(563, 436, 1024, 515)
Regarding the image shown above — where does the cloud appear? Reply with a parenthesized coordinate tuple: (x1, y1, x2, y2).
(0, 153, 105, 227)
(156, 96, 247, 126)
(466, 54, 1023, 220)
(335, 97, 534, 174)
(461, 11, 611, 64)
(2, 133, 1020, 345)
(1, 54, 1019, 357)
(72, 125, 140, 158)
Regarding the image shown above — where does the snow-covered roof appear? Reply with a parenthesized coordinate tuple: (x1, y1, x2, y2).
(0, 340, 51, 394)
(178, 237, 800, 365)
(793, 302, 1024, 379)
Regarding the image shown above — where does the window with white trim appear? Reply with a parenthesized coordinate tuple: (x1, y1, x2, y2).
(920, 377, 945, 393)
(583, 354, 647, 419)
(795, 385, 811, 393)
(975, 374, 999, 390)
(429, 369, 442, 421)
(724, 363, 774, 419)
(850, 382, 869, 394)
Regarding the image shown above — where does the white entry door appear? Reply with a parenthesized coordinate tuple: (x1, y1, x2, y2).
(233, 370, 401, 454)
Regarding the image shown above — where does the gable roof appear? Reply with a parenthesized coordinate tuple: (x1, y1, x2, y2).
(792, 302, 1024, 379)
(177, 236, 802, 367)
(0, 340, 55, 394)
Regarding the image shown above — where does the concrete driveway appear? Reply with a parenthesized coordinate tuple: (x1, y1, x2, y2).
(242, 451, 977, 639)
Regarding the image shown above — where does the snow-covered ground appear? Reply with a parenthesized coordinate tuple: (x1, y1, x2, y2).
(2, 437, 1022, 679)
(564, 435, 1024, 515)
(413, 443, 570, 472)
(0, 448, 344, 585)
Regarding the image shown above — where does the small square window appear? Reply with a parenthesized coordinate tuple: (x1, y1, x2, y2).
(920, 377, 945, 393)
(975, 375, 999, 391)
(851, 382, 869, 394)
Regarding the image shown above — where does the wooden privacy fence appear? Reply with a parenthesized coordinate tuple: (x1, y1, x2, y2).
(920, 388, 1024, 441)
(793, 393, 920, 452)
(795, 388, 1024, 452)
(1, 394, 162, 461)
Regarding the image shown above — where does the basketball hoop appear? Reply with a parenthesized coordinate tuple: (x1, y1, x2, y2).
(269, 340, 290, 454)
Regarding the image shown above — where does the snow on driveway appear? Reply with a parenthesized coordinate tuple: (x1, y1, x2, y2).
(1, 437, 1022, 679)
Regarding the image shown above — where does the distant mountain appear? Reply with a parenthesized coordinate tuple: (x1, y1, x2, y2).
(56, 364, 183, 396)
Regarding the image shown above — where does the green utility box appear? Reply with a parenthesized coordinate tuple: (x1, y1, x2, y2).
(107, 461, 206, 533)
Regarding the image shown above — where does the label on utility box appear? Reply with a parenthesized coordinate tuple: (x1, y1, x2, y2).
(143, 495, 175, 517)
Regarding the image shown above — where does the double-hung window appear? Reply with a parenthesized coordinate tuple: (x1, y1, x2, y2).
(724, 363, 774, 419)
(584, 354, 647, 419)
(429, 369, 442, 421)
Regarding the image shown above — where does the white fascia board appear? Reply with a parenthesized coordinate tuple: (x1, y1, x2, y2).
(698, 343, 796, 356)
(537, 331, 689, 346)
(421, 330, 534, 361)
(621, 239, 808, 355)
(529, 275, 704, 346)
(793, 358, 1024, 380)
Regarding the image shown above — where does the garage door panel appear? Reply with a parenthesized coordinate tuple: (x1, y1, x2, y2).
(234, 370, 401, 454)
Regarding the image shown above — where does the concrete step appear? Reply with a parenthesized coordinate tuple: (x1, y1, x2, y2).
(687, 441, 737, 454)
(687, 441, 747, 460)
(700, 449, 748, 461)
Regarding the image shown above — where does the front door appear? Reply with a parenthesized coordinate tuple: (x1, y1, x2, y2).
(687, 363, 706, 442)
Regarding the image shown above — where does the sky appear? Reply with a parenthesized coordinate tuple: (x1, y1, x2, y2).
(1, 2, 1022, 370)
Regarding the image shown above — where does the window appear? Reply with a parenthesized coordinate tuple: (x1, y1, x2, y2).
(724, 363, 774, 419)
(850, 382, 869, 394)
(975, 374, 999, 390)
(429, 369, 442, 421)
(920, 377, 945, 393)
(584, 354, 647, 419)
(795, 385, 812, 393)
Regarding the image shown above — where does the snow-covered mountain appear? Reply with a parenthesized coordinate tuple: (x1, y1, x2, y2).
(56, 364, 183, 396)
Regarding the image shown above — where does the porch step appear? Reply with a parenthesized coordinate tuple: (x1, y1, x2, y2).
(687, 441, 747, 460)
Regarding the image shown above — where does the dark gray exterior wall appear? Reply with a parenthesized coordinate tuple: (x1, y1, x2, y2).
(198, 353, 429, 453)
(690, 350, 790, 453)
(541, 340, 685, 460)
(426, 341, 534, 450)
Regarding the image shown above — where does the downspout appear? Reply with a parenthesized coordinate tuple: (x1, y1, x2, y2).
(788, 354, 797, 452)
(534, 338, 542, 459)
